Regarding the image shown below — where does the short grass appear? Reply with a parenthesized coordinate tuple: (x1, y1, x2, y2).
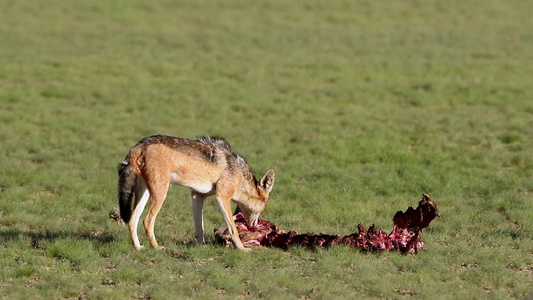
(1, 0, 532, 299)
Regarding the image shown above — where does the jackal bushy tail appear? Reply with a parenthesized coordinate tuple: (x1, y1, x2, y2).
(117, 159, 137, 223)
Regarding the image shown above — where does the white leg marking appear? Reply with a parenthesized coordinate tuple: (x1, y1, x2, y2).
(191, 191, 206, 244)
(131, 183, 150, 250)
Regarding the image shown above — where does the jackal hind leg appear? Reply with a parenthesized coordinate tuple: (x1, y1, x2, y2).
(130, 180, 149, 250)
(191, 191, 207, 244)
(144, 179, 170, 250)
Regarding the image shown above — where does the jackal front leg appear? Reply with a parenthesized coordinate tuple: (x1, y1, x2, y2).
(216, 195, 250, 251)
(191, 191, 207, 244)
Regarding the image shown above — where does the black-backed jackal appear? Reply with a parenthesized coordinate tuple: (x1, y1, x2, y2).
(117, 135, 275, 251)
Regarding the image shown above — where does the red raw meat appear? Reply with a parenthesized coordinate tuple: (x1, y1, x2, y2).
(215, 194, 440, 254)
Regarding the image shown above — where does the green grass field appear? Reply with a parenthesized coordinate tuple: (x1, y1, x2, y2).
(1, 0, 532, 298)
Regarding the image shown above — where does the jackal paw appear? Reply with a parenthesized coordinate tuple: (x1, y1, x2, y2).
(154, 245, 165, 250)
(134, 245, 145, 251)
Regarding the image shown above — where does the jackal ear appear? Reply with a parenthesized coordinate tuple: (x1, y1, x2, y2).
(259, 169, 275, 194)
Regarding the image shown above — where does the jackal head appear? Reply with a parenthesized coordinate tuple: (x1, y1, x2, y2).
(238, 169, 276, 228)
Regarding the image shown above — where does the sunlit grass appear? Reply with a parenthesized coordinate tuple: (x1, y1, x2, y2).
(1, 0, 532, 299)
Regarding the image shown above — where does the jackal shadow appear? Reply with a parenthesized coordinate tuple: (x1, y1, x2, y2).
(0, 227, 117, 249)
(0, 227, 215, 251)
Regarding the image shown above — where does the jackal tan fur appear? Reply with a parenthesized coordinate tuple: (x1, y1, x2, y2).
(117, 135, 275, 251)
